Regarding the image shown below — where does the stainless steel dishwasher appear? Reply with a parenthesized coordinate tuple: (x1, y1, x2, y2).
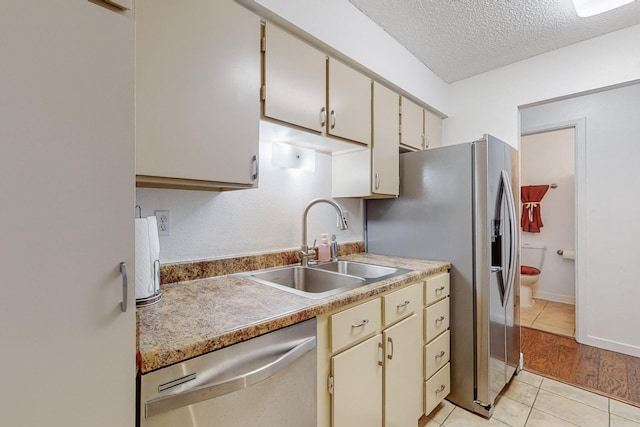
(138, 319, 317, 427)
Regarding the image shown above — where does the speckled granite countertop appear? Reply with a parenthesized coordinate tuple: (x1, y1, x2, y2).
(137, 253, 450, 374)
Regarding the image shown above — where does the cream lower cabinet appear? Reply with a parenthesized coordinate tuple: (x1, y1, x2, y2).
(423, 273, 452, 415)
(322, 281, 424, 427)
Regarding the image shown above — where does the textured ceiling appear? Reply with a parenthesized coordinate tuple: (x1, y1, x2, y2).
(348, 0, 640, 82)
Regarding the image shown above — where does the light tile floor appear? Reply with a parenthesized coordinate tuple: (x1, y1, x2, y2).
(520, 299, 575, 337)
(422, 371, 640, 427)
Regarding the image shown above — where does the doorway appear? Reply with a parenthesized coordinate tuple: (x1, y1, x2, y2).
(519, 128, 576, 337)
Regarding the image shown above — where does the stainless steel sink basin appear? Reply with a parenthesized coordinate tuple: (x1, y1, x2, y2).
(248, 266, 365, 299)
(243, 261, 411, 299)
(313, 260, 399, 279)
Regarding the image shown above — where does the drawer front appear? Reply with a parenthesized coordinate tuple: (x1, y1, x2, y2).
(425, 273, 450, 306)
(383, 281, 423, 326)
(424, 297, 449, 343)
(331, 298, 381, 353)
(425, 330, 450, 379)
(424, 363, 450, 416)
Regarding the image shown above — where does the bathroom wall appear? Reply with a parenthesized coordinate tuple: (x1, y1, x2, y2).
(136, 136, 364, 264)
(521, 83, 640, 358)
(521, 128, 575, 304)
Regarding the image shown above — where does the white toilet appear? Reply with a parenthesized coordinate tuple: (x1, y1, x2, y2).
(520, 243, 546, 308)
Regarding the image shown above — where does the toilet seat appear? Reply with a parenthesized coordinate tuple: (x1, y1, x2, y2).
(521, 265, 540, 275)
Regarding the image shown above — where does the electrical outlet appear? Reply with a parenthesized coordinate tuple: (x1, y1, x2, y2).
(155, 210, 171, 236)
(337, 210, 349, 227)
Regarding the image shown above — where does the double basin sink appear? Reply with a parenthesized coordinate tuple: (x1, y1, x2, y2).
(242, 261, 411, 299)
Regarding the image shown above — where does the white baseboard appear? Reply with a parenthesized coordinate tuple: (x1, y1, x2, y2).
(577, 334, 640, 358)
(532, 290, 575, 305)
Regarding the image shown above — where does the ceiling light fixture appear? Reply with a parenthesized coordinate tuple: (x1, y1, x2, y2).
(571, 0, 636, 17)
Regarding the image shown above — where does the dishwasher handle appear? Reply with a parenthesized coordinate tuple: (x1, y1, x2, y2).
(145, 335, 316, 418)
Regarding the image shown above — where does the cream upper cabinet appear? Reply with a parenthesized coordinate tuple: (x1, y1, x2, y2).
(331, 82, 399, 198)
(424, 108, 443, 149)
(262, 22, 326, 133)
(136, 0, 260, 190)
(371, 82, 400, 196)
(400, 96, 425, 150)
(401, 96, 443, 150)
(327, 58, 372, 145)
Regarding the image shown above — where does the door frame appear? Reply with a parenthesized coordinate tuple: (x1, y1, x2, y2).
(520, 118, 586, 341)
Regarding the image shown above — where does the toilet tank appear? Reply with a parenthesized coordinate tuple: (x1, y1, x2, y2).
(521, 243, 546, 270)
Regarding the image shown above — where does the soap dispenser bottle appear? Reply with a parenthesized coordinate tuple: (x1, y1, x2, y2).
(317, 233, 331, 263)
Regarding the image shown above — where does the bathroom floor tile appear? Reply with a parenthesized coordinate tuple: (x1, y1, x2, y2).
(427, 399, 456, 424)
(611, 413, 640, 426)
(502, 378, 539, 407)
(514, 370, 544, 388)
(524, 408, 579, 427)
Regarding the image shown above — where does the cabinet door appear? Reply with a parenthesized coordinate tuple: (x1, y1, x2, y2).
(2, 1, 135, 425)
(372, 82, 400, 196)
(400, 97, 424, 150)
(263, 23, 326, 133)
(328, 58, 372, 145)
(136, 0, 260, 187)
(331, 334, 383, 427)
(424, 109, 443, 149)
(384, 314, 423, 427)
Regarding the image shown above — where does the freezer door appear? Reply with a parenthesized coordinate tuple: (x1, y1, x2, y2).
(474, 136, 520, 414)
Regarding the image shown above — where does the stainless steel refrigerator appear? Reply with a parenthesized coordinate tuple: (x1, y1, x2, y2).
(366, 134, 522, 418)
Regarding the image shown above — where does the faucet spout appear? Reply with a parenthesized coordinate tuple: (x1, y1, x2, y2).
(300, 198, 348, 267)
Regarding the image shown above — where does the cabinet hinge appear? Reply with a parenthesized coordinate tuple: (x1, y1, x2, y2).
(261, 36, 266, 52)
(328, 375, 334, 395)
(260, 85, 266, 101)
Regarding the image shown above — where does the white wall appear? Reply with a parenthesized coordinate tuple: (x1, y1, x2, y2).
(137, 138, 363, 263)
(445, 24, 640, 148)
(521, 129, 575, 304)
(521, 83, 640, 357)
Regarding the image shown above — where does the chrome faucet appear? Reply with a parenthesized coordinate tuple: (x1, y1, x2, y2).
(300, 198, 348, 267)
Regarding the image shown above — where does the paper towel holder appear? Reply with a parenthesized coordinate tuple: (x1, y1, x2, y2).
(136, 259, 162, 307)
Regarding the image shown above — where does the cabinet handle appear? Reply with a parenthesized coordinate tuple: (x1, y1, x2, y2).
(378, 342, 383, 367)
(425, 135, 431, 149)
(351, 319, 369, 328)
(435, 316, 445, 324)
(375, 173, 380, 190)
(119, 262, 128, 313)
(387, 337, 394, 360)
(330, 110, 336, 129)
(435, 350, 446, 359)
(435, 384, 446, 394)
(421, 133, 426, 150)
(396, 300, 410, 309)
(320, 107, 326, 127)
(252, 154, 259, 181)
(435, 286, 446, 293)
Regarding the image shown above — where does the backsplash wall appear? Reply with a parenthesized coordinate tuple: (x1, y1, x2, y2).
(136, 138, 364, 264)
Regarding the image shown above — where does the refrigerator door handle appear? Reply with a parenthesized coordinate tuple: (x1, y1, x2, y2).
(501, 170, 518, 302)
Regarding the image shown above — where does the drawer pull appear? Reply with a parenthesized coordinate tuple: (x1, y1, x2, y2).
(396, 300, 411, 309)
(435, 316, 445, 324)
(351, 319, 370, 328)
(387, 337, 394, 360)
(435, 286, 446, 293)
(435, 350, 446, 359)
(435, 384, 446, 394)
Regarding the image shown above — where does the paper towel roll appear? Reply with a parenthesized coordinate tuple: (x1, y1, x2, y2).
(147, 216, 160, 293)
(135, 218, 153, 299)
(562, 250, 576, 260)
